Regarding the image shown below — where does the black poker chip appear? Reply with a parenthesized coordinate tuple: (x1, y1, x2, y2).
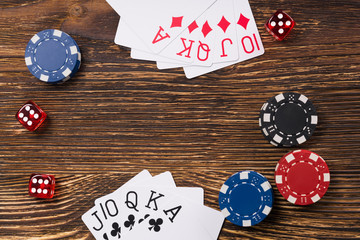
(259, 92, 318, 147)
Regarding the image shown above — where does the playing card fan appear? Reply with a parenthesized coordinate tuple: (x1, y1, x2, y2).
(106, 0, 264, 79)
(82, 170, 225, 240)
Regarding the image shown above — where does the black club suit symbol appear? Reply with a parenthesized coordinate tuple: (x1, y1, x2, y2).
(148, 218, 163, 232)
(124, 214, 135, 230)
(111, 222, 121, 238)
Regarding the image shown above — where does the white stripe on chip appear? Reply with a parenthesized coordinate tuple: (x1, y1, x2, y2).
(275, 93, 285, 102)
(261, 181, 271, 192)
(299, 94, 308, 104)
(220, 184, 229, 194)
(221, 208, 230, 217)
(53, 29, 62, 37)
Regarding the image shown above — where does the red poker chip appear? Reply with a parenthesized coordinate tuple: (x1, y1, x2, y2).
(275, 150, 330, 205)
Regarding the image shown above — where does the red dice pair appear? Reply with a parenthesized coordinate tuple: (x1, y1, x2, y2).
(265, 10, 295, 41)
(29, 173, 55, 198)
(16, 100, 47, 131)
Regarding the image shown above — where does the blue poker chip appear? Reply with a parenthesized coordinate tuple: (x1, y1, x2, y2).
(25, 29, 80, 83)
(219, 171, 273, 227)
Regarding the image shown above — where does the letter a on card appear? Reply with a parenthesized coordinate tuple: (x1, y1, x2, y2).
(106, 0, 217, 53)
(152, 26, 170, 44)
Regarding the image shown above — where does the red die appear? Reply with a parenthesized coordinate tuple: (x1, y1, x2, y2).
(16, 100, 47, 131)
(265, 10, 295, 41)
(29, 173, 55, 198)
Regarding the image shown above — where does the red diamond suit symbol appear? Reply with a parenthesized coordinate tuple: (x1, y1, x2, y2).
(218, 16, 231, 33)
(170, 16, 184, 28)
(237, 14, 250, 30)
(201, 21, 213, 37)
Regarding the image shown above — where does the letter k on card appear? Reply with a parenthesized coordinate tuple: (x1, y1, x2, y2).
(106, 0, 217, 53)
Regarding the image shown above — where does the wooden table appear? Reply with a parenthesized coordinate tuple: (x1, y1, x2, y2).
(1, 0, 359, 239)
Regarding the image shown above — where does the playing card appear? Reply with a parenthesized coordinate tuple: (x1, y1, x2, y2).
(114, 185, 208, 240)
(124, 191, 224, 240)
(94, 171, 176, 240)
(81, 170, 152, 240)
(183, 0, 265, 78)
(107, 0, 217, 53)
(82, 170, 220, 240)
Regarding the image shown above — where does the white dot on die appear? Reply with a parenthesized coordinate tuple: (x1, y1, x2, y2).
(286, 20, 291, 26)
(31, 188, 36, 193)
(27, 121, 33, 126)
(19, 113, 24, 118)
(44, 179, 49, 185)
(34, 114, 39, 119)
(38, 179, 43, 184)
(278, 13, 283, 19)
(37, 188, 42, 194)
(278, 21, 284, 26)
(279, 28, 284, 34)
(43, 189, 48, 194)
(30, 110, 35, 115)
(32, 178, 37, 184)
(25, 106, 30, 111)
(23, 117, 28, 122)
(271, 21, 276, 27)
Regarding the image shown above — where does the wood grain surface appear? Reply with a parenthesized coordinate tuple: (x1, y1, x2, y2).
(1, 0, 360, 239)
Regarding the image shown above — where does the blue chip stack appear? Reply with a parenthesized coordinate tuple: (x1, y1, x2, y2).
(25, 29, 81, 84)
(219, 170, 273, 227)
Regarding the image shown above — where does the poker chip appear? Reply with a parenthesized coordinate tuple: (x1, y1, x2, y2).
(275, 150, 330, 205)
(25, 29, 81, 84)
(219, 170, 273, 227)
(259, 92, 318, 147)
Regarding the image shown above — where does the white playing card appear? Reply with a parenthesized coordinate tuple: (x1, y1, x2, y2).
(117, 185, 209, 240)
(82, 170, 152, 240)
(183, 0, 265, 78)
(124, 192, 224, 240)
(107, 0, 217, 53)
(154, 0, 239, 69)
(95, 171, 177, 240)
